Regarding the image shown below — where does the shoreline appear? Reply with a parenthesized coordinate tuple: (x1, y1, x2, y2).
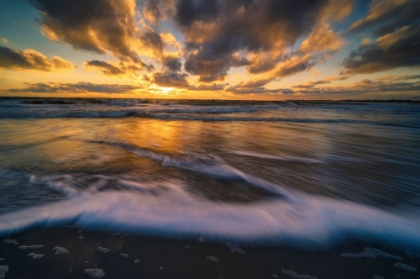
(1, 226, 419, 279)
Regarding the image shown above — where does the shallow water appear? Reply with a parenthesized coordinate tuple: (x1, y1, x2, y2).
(0, 98, 419, 248)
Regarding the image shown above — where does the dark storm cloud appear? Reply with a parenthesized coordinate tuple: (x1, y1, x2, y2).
(140, 27, 165, 52)
(29, 0, 143, 62)
(193, 83, 225, 91)
(84, 60, 153, 76)
(0, 46, 76, 71)
(227, 78, 286, 95)
(149, 70, 225, 90)
(162, 55, 182, 71)
(151, 71, 190, 88)
(169, 0, 347, 81)
(7, 82, 140, 94)
(342, 24, 420, 75)
(84, 60, 125, 76)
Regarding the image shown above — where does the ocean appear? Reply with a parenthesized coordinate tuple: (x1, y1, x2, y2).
(0, 98, 419, 278)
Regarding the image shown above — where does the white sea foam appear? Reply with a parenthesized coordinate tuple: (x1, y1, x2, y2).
(53, 246, 69, 255)
(0, 177, 420, 249)
(2, 239, 18, 245)
(27, 253, 44, 260)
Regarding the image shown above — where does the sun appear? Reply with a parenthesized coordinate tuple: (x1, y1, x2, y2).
(159, 86, 174, 95)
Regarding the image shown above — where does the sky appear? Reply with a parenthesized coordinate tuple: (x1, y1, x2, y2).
(0, 0, 419, 100)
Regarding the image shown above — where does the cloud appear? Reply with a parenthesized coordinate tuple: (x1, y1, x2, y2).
(30, 0, 141, 61)
(192, 83, 225, 91)
(0, 46, 76, 71)
(227, 77, 287, 95)
(28, 0, 354, 81)
(235, 78, 274, 89)
(150, 71, 190, 88)
(147, 70, 225, 91)
(349, 0, 419, 36)
(1, 38, 8, 44)
(163, 0, 353, 81)
(291, 78, 420, 98)
(84, 60, 153, 76)
(299, 22, 344, 54)
(29, 0, 185, 73)
(391, 75, 420, 81)
(227, 86, 292, 95)
(259, 54, 317, 78)
(292, 80, 330, 89)
(6, 82, 140, 94)
(342, 24, 420, 74)
(228, 75, 420, 97)
(162, 55, 182, 71)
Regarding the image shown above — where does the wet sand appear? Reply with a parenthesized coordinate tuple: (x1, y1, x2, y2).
(1, 226, 419, 279)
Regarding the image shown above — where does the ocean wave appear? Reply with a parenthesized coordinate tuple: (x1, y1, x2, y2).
(226, 149, 323, 163)
(0, 177, 420, 250)
(87, 140, 295, 198)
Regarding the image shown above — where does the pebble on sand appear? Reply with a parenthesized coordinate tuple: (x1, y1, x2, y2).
(0, 266, 8, 279)
(281, 269, 318, 279)
(85, 268, 106, 278)
(120, 253, 129, 258)
(27, 253, 44, 260)
(97, 247, 111, 254)
(2, 239, 18, 245)
(206, 256, 220, 262)
(53, 246, 70, 256)
(19, 245, 44, 250)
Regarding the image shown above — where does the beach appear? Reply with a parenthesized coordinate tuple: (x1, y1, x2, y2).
(0, 98, 419, 278)
(2, 226, 420, 279)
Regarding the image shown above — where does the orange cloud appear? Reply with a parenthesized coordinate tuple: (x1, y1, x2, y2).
(0, 46, 76, 72)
